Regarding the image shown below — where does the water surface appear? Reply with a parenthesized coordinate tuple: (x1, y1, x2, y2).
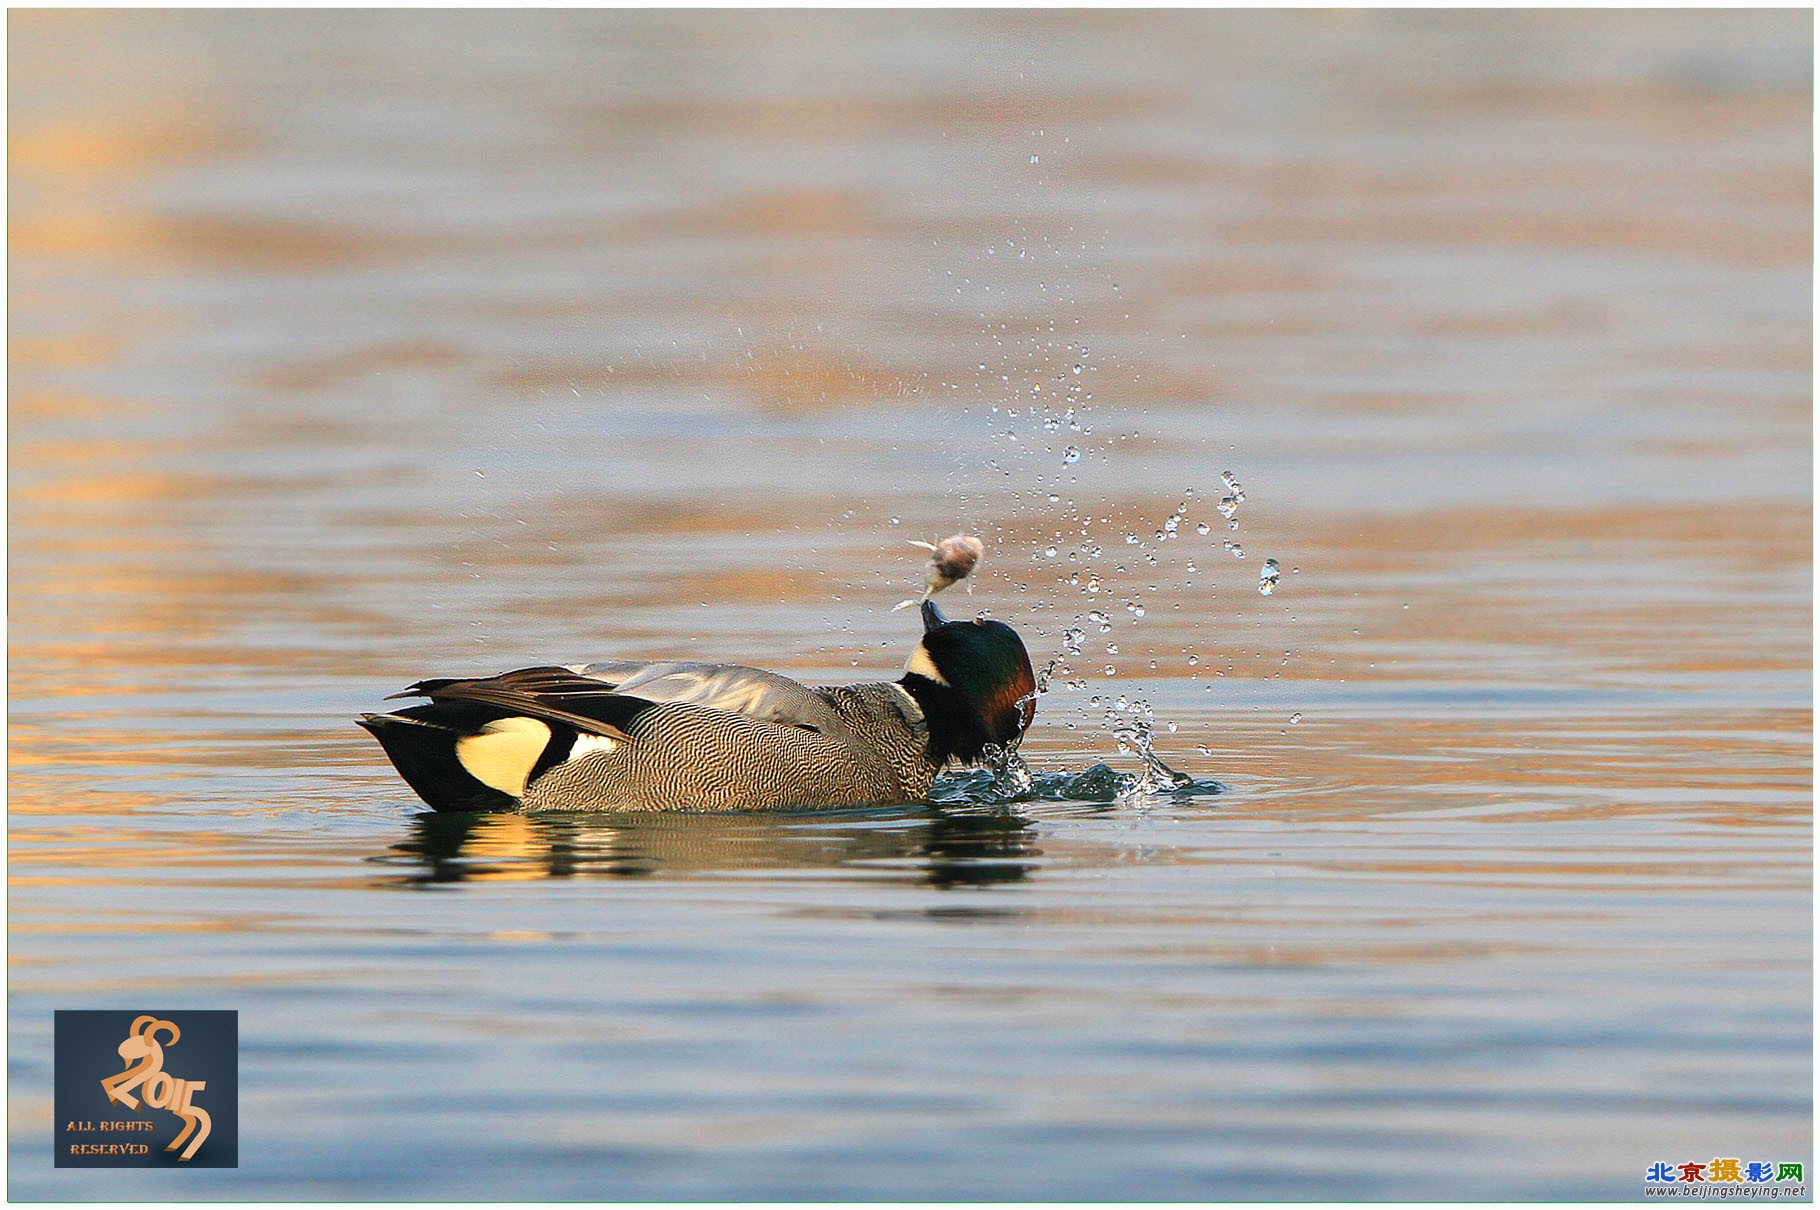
(9, 10, 1811, 1200)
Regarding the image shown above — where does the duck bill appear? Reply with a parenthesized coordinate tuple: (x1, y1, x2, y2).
(920, 598, 950, 632)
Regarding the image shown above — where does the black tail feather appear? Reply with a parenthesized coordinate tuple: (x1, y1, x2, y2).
(363, 668, 663, 812)
(357, 713, 522, 813)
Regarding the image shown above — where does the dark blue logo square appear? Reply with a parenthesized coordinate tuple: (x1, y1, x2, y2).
(53, 1011, 238, 1168)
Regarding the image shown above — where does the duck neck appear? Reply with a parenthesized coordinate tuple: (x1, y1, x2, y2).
(898, 672, 989, 766)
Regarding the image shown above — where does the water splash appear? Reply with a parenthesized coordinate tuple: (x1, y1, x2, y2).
(975, 739, 1036, 800)
(982, 441, 1281, 807)
(1158, 504, 1185, 540)
(1015, 488, 1272, 799)
(1103, 696, 1199, 793)
(932, 763, 1222, 806)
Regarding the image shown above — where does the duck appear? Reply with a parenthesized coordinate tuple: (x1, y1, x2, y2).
(358, 599, 1037, 813)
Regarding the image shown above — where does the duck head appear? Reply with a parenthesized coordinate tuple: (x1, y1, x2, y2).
(900, 599, 1037, 764)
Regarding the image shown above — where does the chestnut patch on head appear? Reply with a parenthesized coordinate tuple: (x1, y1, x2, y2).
(989, 659, 1037, 742)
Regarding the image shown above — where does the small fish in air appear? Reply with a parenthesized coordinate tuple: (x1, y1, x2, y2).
(892, 532, 984, 611)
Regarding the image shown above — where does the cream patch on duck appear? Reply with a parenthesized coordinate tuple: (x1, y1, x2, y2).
(456, 716, 553, 796)
(904, 644, 948, 686)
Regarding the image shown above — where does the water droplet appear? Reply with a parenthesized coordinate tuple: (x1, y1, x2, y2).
(1044, 546, 1058, 558)
(1224, 540, 1245, 558)
(1106, 643, 1118, 655)
(1288, 712, 1302, 724)
(1259, 558, 1281, 595)
(1061, 446, 1080, 465)
(1196, 522, 1211, 535)
(1104, 665, 1117, 676)
(1220, 470, 1245, 501)
(1186, 654, 1199, 666)
(1217, 496, 1239, 519)
(1088, 610, 1112, 631)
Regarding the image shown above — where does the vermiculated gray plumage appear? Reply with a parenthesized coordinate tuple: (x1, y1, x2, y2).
(523, 681, 931, 812)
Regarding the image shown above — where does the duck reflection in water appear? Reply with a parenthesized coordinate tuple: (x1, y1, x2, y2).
(379, 805, 1042, 889)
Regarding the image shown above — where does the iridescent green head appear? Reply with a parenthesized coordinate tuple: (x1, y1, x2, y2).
(903, 600, 1037, 758)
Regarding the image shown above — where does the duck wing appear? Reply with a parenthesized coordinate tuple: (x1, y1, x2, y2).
(570, 660, 846, 735)
(388, 666, 650, 741)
